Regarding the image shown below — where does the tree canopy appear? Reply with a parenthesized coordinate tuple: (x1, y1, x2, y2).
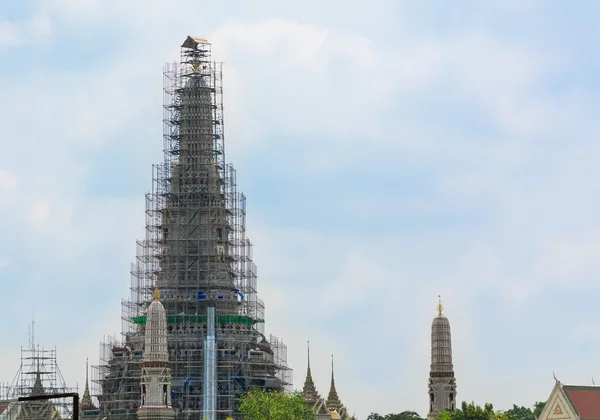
(239, 388, 316, 420)
(435, 401, 546, 420)
(504, 402, 546, 420)
(452, 401, 495, 420)
(367, 412, 425, 420)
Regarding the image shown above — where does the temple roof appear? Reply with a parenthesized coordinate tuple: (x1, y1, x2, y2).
(563, 385, 600, 420)
(31, 371, 46, 396)
(181, 35, 209, 49)
(326, 355, 342, 413)
(303, 346, 354, 420)
(81, 359, 97, 412)
(312, 396, 333, 416)
(540, 381, 600, 420)
(302, 341, 320, 404)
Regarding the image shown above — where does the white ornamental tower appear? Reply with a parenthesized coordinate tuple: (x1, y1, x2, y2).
(138, 287, 175, 420)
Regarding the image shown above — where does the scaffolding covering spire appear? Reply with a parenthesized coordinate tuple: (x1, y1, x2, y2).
(1, 338, 76, 419)
(94, 35, 291, 419)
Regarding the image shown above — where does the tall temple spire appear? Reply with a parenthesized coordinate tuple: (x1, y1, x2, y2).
(31, 370, 45, 396)
(80, 358, 99, 417)
(308, 341, 311, 376)
(81, 358, 95, 411)
(302, 341, 319, 404)
(326, 354, 342, 413)
(330, 354, 335, 388)
(427, 296, 457, 419)
(96, 35, 290, 418)
(30, 351, 46, 396)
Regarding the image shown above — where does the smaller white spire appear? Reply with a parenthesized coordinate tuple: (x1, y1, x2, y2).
(138, 290, 175, 419)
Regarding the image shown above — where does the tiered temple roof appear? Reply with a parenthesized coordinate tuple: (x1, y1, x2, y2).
(80, 359, 100, 418)
(302, 344, 356, 420)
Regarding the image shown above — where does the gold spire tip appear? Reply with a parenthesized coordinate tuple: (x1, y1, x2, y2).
(437, 295, 444, 315)
(154, 284, 160, 300)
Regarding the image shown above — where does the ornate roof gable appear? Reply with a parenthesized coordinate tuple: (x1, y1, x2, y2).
(538, 381, 582, 420)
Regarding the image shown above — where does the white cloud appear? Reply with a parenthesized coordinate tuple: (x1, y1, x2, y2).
(0, 19, 19, 47)
(320, 250, 390, 310)
(208, 18, 449, 153)
(532, 233, 600, 285)
(0, 257, 11, 269)
(572, 322, 600, 344)
(29, 200, 51, 225)
(0, 169, 18, 189)
(0, 170, 19, 208)
(0, 14, 52, 47)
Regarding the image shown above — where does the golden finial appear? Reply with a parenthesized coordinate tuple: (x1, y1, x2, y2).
(191, 56, 200, 74)
(437, 295, 444, 315)
(154, 284, 160, 300)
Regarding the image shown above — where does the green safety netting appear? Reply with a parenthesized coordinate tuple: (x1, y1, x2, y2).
(131, 314, 264, 326)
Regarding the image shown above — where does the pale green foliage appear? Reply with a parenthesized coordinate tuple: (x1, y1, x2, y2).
(503, 402, 546, 420)
(239, 388, 316, 420)
(434, 401, 546, 420)
(367, 411, 425, 420)
(435, 402, 495, 420)
(436, 410, 453, 420)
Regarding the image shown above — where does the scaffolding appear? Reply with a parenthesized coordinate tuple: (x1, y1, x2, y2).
(0, 345, 76, 420)
(94, 36, 291, 420)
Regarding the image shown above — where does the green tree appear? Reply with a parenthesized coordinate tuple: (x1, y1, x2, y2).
(367, 412, 424, 420)
(436, 402, 545, 420)
(388, 412, 425, 420)
(436, 411, 452, 420)
(505, 405, 533, 420)
(503, 402, 546, 420)
(449, 401, 495, 420)
(533, 402, 545, 418)
(239, 388, 316, 420)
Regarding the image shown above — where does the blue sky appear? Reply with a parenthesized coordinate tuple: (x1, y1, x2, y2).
(2, 0, 600, 418)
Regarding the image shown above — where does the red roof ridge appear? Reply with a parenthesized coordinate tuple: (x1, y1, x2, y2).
(563, 385, 600, 390)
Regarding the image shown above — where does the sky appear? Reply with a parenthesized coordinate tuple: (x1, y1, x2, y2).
(1, 0, 600, 418)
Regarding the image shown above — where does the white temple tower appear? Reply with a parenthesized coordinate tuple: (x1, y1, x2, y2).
(138, 287, 175, 420)
(427, 296, 457, 419)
